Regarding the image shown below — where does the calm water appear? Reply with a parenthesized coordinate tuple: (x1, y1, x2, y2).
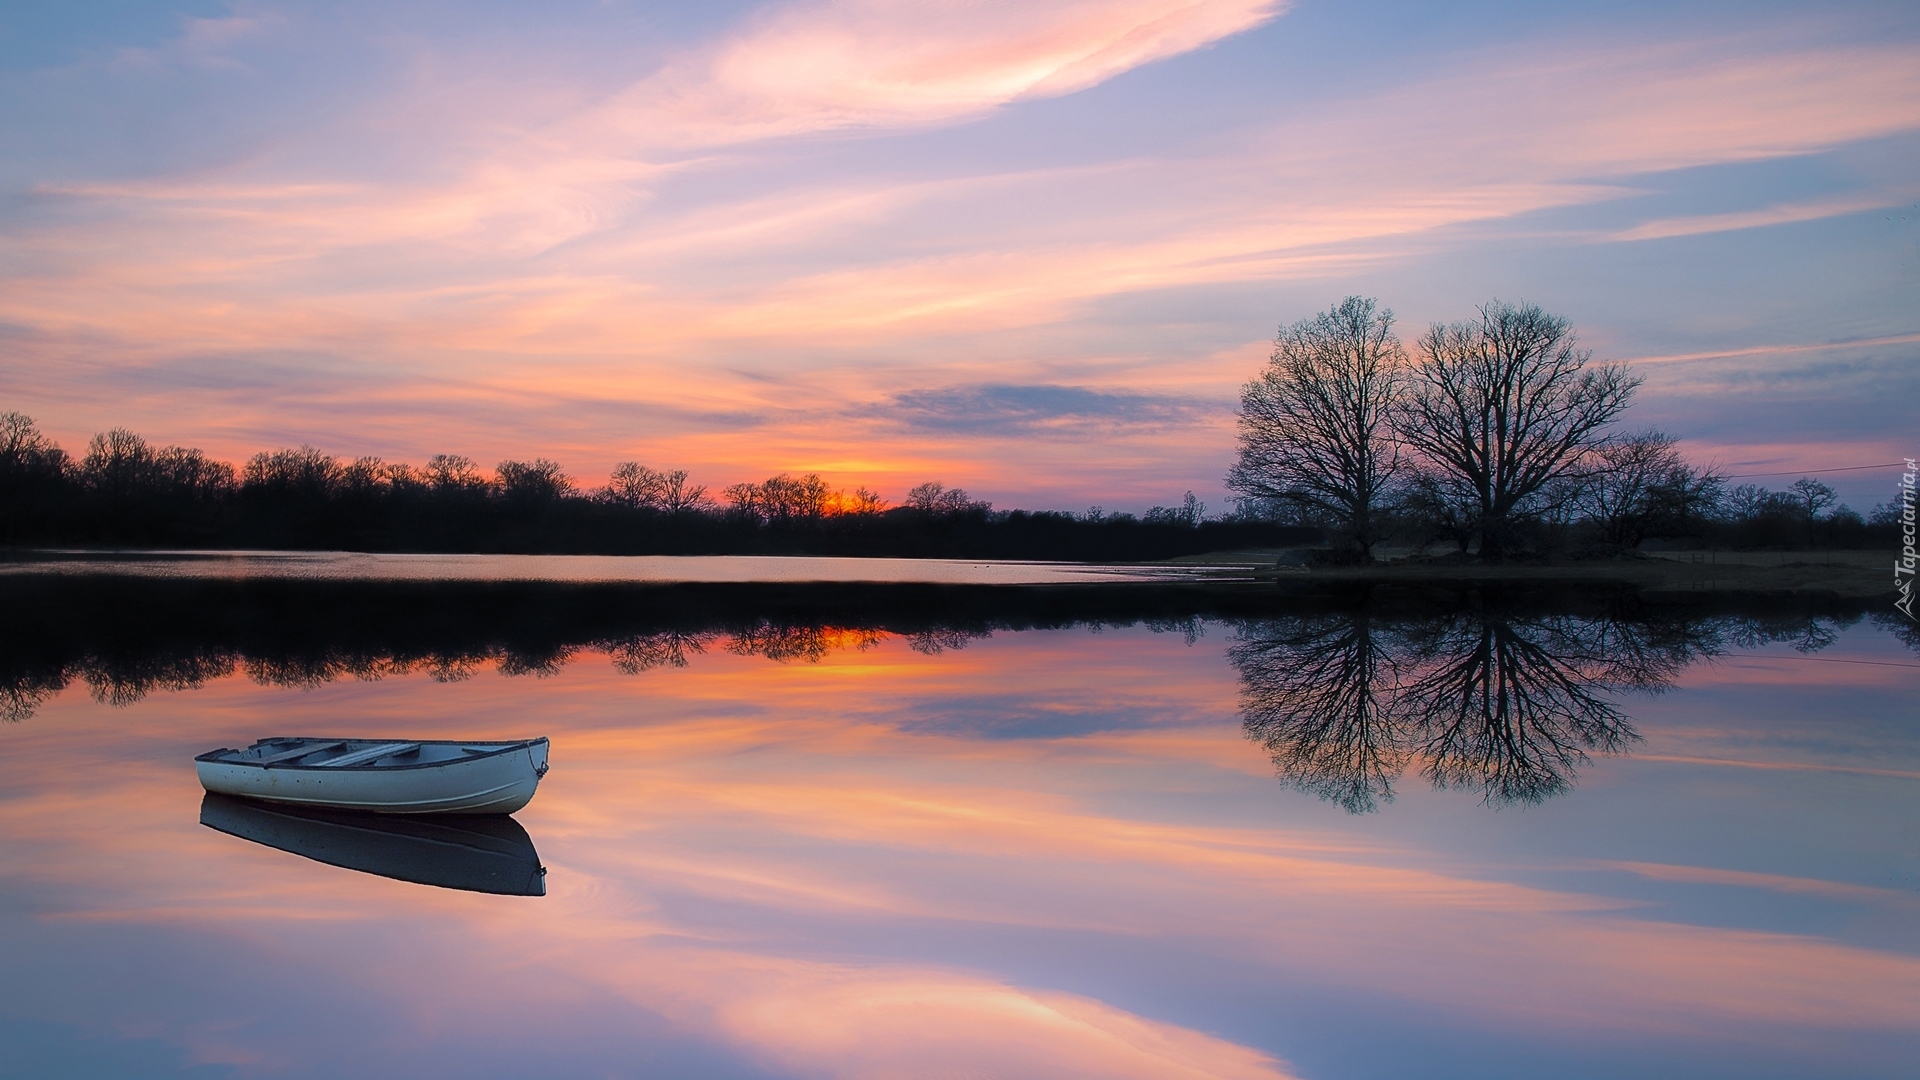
(0, 550, 1235, 583)
(1, 577, 1916, 1079)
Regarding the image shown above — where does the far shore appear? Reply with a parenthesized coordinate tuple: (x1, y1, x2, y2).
(1160, 548, 1900, 599)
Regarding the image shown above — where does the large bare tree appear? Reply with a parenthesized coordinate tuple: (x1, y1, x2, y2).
(1398, 300, 1638, 557)
(1226, 296, 1406, 554)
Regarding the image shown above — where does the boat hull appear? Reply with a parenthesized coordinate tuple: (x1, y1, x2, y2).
(196, 738, 548, 814)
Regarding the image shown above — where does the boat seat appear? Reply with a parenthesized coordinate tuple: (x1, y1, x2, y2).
(255, 741, 346, 765)
(310, 742, 421, 768)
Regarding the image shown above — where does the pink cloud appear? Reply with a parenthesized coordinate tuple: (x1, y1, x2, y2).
(5, 22, 1920, 499)
(610, 0, 1289, 144)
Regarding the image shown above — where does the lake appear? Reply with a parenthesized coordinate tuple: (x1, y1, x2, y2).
(0, 550, 1237, 584)
(0, 565, 1915, 1079)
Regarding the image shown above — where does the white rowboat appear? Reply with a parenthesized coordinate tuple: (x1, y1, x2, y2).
(195, 737, 549, 814)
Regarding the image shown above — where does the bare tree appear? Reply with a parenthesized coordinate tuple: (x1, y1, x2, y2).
(606, 462, 669, 508)
(725, 473, 835, 522)
(1579, 430, 1720, 547)
(1398, 300, 1638, 557)
(496, 459, 574, 504)
(905, 481, 987, 515)
(80, 429, 156, 508)
(1226, 296, 1405, 554)
(659, 470, 713, 514)
(0, 413, 69, 543)
(423, 454, 489, 493)
(1787, 477, 1838, 547)
(243, 446, 343, 500)
(1145, 492, 1205, 527)
(843, 486, 886, 515)
(605, 464, 713, 514)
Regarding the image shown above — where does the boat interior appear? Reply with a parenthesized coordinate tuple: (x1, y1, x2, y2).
(208, 738, 525, 769)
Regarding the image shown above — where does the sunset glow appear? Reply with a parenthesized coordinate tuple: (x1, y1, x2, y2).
(3, 2, 1916, 509)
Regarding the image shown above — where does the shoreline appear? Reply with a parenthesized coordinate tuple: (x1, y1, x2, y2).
(1161, 548, 1899, 599)
(0, 546, 1901, 599)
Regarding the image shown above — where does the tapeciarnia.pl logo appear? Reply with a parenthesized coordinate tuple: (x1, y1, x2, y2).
(1897, 457, 1917, 621)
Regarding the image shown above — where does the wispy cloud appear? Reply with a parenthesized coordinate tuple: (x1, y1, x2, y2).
(4, 10, 1919, 503)
(606, 0, 1288, 145)
(885, 382, 1212, 435)
(1605, 190, 1920, 242)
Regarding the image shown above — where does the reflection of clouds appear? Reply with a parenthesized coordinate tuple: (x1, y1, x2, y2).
(2, 628, 1919, 1076)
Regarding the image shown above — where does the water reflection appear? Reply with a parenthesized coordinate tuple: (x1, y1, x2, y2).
(0, 577, 1246, 720)
(1231, 607, 1869, 809)
(1, 578, 1915, 1079)
(200, 793, 547, 895)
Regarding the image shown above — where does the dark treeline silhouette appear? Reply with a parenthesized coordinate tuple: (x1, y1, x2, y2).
(1230, 602, 1884, 810)
(1227, 297, 1904, 558)
(1, 573, 1897, 736)
(0, 412, 1310, 558)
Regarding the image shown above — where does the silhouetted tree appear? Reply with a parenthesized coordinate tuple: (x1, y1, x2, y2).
(423, 454, 489, 493)
(726, 473, 835, 523)
(1397, 301, 1638, 557)
(1145, 492, 1205, 527)
(496, 459, 573, 506)
(0, 414, 71, 542)
(1227, 296, 1405, 554)
(905, 481, 988, 515)
(843, 486, 887, 515)
(80, 429, 157, 510)
(1788, 477, 1838, 547)
(1579, 431, 1722, 547)
(604, 463, 713, 513)
(244, 446, 342, 501)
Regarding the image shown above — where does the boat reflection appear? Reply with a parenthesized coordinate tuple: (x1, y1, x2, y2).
(1231, 609, 1721, 810)
(199, 793, 547, 895)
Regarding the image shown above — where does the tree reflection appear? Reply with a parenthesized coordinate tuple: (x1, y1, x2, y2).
(1233, 609, 1724, 809)
(1231, 613, 1405, 812)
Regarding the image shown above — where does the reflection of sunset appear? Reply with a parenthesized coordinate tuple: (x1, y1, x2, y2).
(1, 623, 1915, 1075)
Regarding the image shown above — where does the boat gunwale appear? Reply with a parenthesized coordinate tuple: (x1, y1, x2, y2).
(194, 736, 547, 772)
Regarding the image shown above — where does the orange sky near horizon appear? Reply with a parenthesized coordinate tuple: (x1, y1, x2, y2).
(3, 1, 1917, 510)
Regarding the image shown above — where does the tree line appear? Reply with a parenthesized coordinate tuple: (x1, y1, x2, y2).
(1227, 297, 1900, 559)
(0, 412, 1305, 558)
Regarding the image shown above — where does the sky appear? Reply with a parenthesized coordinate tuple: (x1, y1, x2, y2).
(1, 0, 1917, 512)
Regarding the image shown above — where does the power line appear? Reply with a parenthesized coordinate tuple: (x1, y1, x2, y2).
(1723, 655, 1920, 670)
(1720, 462, 1907, 479)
